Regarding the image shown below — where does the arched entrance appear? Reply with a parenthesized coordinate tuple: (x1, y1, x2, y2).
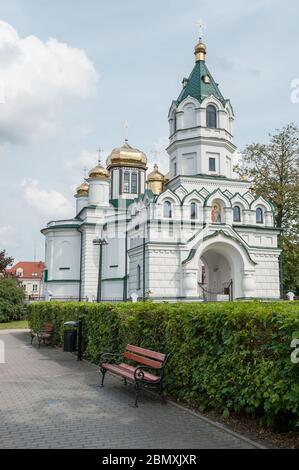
(198, 242, 245, 301)
(182, 230, 257, 301)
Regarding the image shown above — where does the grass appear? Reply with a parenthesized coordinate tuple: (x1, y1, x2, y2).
(0, 320, 29, 329)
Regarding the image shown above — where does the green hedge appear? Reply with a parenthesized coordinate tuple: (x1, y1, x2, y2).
(28, 300, 299, 430)
(0, 278, 25, 322)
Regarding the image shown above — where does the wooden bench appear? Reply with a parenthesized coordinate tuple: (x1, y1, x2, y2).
(99, 344, 169, 407)
(30, 323, 54, 348)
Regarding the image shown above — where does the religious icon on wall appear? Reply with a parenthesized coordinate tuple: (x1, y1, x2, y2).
(211, 202, 221, 223)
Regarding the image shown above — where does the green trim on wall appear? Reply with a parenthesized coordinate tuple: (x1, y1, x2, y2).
(46, 279, 80, 283)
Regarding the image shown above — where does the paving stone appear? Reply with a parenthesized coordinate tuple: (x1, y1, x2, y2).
(0, 330, 262, 449)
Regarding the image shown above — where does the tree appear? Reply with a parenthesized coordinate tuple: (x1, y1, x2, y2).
(235, 123, 299, 294)
(0, 250, 14, 275)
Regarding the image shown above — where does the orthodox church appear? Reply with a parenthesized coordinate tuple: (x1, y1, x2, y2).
(42, 39, 281, 302)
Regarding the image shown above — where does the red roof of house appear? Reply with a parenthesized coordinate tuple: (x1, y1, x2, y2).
(7, 261, 45, 279)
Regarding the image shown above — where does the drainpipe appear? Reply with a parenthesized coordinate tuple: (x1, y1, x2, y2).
(77, 228, 83, 302)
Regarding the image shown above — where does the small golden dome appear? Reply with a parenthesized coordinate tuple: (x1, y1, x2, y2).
(88, 162, 110, 180)
(147, 164, 165, 195)
(147, 164, 164, 182)
(75, 180, 89, 197)
(106, 140, 147, 170)
(194, 40, 206, 62)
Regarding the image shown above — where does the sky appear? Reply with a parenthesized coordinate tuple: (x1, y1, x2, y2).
(0, 0, 298, 262)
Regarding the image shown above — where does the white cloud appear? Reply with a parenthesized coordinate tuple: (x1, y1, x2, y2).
(0, 21, 99, 144)
(0, 225, 17, 247)
(21, 179, 73, 219)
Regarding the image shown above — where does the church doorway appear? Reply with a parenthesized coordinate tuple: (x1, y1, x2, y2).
(198, 242, 244, 301)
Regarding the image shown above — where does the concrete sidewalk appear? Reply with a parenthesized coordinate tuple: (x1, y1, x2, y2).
(0, 330, 263, 449)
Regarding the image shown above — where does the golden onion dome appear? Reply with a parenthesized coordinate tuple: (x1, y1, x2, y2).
(194, 40, 206, 62)
(75, 180, 89, 197)
(88, 162, 110, 180)
(106, 140, 147, 170)
(147, 164, 165, 195)
(147, 164, 165, 182)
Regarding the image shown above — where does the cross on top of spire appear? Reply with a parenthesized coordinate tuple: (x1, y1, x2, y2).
(196, 18, 206, 41)
(97, 147, 103, 164)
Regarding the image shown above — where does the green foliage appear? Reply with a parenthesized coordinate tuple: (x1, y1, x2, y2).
(28, 300, 299, 430)
(0, 277, 25, 322)
(234, 123, 299, 294)
(0, 249, 14, 274)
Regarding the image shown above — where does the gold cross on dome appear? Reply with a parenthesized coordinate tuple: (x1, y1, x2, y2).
(123, 121, 129, 142)
(196, 19, 206, 40)
(97, 147, 103, 164)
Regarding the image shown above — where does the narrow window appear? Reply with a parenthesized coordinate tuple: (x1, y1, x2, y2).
(256, 208, 263, 224)
(131, 173, 137, 193)
(163, 201, 172, 218)
(174, 161, 177, 176)
(123, 172, 130, 193)
(190, 202, 197, 219)
(209, 157, 216, 172)
(137, 265, 141, 290)
(206, 105, 217, 128)
(233, 206, 241, 222)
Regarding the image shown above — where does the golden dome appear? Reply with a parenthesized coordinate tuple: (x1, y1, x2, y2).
(147, 164, 164, 182)
(106, 140, 147, 170)
(88, 162, 110, 180)
(147, 164, 165, 195)
(194, 40, 206, 62)
(75, 180, 89, 197)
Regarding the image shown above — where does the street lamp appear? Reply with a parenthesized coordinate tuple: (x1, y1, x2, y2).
(93, 238, 108, 302)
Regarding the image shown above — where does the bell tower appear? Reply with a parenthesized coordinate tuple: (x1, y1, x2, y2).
(167, 39, 236, 180)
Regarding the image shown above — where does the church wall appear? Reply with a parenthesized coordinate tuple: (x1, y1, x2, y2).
(251, 254, 280, 299)
(81, 227, 100, 300)
(44, 281, 79, 299)
(45, 229, 81, 282)
(147, 247, 181, 299)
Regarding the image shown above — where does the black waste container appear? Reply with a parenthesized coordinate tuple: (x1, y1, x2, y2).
(63, 329, 77, 352)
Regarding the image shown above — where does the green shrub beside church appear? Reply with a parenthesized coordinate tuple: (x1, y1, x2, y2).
(0, 277, 25, 322)
(28, 301, 299, 430)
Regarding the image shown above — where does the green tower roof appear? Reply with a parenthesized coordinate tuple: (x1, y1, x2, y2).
(176, 43, 226, 106)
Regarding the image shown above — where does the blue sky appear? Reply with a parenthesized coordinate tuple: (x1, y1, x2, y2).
(0, 0, 298, 261)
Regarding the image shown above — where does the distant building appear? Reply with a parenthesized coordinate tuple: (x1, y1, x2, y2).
(7, 261, 45, 299)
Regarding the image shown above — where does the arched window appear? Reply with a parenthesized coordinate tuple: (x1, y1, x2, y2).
(163, 201, 172, 218)
(137, 265, 141, 290)
(206, 105, 217, 128)
(123, 171, 130, 193)
(233, 206, 241, 222)
(131, 173, 137, 193)
(184, 104, 195, 128)
(190, 202, 197, 219)
(256, 208, 263, 224)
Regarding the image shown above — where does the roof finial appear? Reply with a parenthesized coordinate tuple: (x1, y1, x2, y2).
(195, 19, 207, 61)
(97, 147, 103, 165)
(123, 120, 129, 143)
(196, 18, 206, 42)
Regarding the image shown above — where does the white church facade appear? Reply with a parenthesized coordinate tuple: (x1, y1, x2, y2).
(42, 39, 281, 302)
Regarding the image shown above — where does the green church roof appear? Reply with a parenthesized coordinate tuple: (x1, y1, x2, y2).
(177, 57, 226, 106)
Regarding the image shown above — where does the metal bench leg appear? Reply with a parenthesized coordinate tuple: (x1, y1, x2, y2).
(134, 382, 141, 408)
(100, 369, 106, 387)
(30, 335, 34, 345)
(38, 337, 41, 349)
(123, 377, 127, 386)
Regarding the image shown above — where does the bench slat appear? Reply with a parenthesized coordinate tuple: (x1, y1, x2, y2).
(123, 351, 162, 369)
(102, 363, 159, 383)
(126, 344, 166, 362)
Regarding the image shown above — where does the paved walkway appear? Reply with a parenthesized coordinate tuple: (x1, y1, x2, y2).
(0, 330, 263, 449)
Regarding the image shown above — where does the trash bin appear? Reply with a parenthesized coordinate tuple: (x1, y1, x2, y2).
(63, 329, 77, 352)
(63, 320, 83, 360)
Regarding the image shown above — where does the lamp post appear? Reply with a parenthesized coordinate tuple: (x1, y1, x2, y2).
(93, 238, 108, 302)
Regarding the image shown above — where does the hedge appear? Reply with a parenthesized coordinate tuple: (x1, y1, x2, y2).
(28, 301, 299, 430)
(0, 278, 25, 322)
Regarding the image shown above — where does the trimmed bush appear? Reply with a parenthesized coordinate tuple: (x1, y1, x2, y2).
(28, 300, 299, 430)
(0, 278, 25, 322)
